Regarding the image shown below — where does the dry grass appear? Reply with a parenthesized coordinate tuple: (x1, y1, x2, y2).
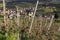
(0, 15, 60, 40)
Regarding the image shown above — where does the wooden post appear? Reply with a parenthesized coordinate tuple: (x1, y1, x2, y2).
(48, 15, 54, 30)
(3, 0, 8, 37)
(16, 7, 20, 26)
(29, 0, 39, 33)
(3, 0, 6, 25)
(16, 7, 20, 40)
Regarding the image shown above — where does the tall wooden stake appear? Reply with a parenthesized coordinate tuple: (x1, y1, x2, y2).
(48, 15, 54, 30)
(3, 0, 6, 25)
(16, 7, 20, 40)
(29, 0, 39, 33)
(46, 15, 54, 40)
(17, 7, 20, 26)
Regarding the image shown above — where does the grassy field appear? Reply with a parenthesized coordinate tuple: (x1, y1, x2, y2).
(0, 15, 60, 40)
(0, 2, 60, 40)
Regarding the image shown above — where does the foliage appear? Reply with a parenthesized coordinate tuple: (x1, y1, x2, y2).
(0, 34, 6, 40)
(6, 33, 17, 40)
